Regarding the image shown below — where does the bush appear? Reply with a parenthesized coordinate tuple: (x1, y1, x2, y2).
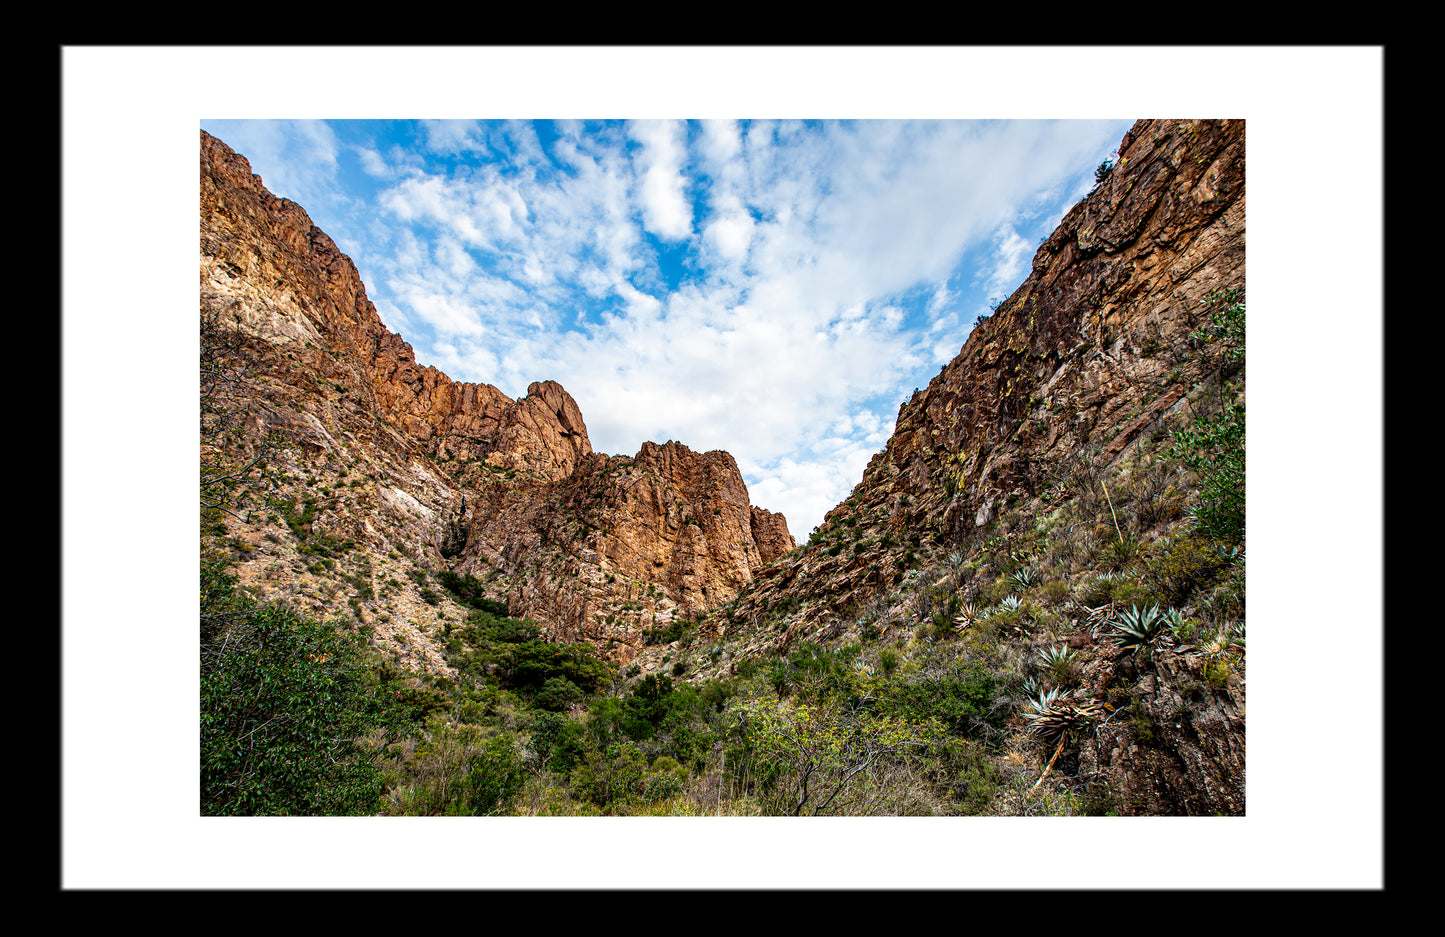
(882, 661, 1001, 740)
(496, 640, 613, 694)
(200, 558, 391, 815)
(534, 676, 585, 712)
(572, 742, 648, 809)
(1169, 289, 1245, 544)
(445, 734, 526, 816)
(1139, 532, 1232, 607)
(436, 571, 508, 614)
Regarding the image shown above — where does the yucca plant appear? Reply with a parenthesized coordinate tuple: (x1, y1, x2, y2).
(1109, 604, 1168, 654)
(1199, 628, 1232, 660)
(1105, 532, 1142, 570)
(952, 601, 978, 633)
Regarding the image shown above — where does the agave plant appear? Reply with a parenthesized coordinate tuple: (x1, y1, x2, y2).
(1082, 603, 1116, 640)
(1000, 594, 1023, 612)
(952, 601, 978, 632)
(1160, 606, 1193, 641)
(1011, 565, 1039, 590)
(1109, 604, 1168, 654)
(1022, 686, 1104, 744)
(1037, 644, 1078, 681)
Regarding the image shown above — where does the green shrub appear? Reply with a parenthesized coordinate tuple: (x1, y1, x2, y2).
(644, 618, 689, 646)
(436, 571, 508, 614)
(200, 558, 391, 816)
(935, 738, 1001, 815)
(572, 742, 648, 809)
(445, 734, 526, 816)
(642, 755, 689, 802)
(882, 660, 1001, 739)
(1201, 659, 1232, 688)
(1140, 532, 1231, 607)
(495, 640, 613, 694)
(534, 676, 585, 712)
(528, 710, 588, 772)
(1168, 289, 1245, 544)
(1039, 580, 1071, 606)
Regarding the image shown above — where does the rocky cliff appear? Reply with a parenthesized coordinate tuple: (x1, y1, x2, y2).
(688, 118, 1246, 815)
(200, 130, 792, 673)
(719, 118, 1244, 645)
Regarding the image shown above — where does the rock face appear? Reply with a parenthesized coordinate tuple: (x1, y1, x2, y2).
(199, 130, 792, 671)
(728, 118, 1244, 642)
(708, 118, 1246, 815)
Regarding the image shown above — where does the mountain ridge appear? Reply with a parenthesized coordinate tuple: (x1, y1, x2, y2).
(201, 129, 794, 674)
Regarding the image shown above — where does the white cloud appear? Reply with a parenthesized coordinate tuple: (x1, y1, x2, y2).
(263, 118, 1131, 534)
(983, 223, 1033, 300)
(628, 119, 693, 241)
(420, 119, 488, 155)
(357, 146, 392, 178)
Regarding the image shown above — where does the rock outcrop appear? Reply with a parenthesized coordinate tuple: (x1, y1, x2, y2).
(199, 130, 792, 672)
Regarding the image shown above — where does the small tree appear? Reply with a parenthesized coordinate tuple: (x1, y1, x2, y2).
(727, 691, 942, 816)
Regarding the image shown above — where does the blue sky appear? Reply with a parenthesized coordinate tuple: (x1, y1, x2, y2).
(198, 117, 1131, 536)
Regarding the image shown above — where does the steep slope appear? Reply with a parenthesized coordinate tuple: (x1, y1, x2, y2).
(680, 118, 1246, 815)
(199, 130, 792, 673)
(720, 118, 1244, 646)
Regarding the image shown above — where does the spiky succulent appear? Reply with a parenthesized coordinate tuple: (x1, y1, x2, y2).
(1156, 607, 1190, 644)
(1083, 603, 1116, 639)
(1037, 644, 1078, 676)
(1109, 604, 1168, 653)
(1000, 594, 1023, 612)
(1022, 687, 1103, 743)
(1200, 628, 1232, 659)
(1011, 566, 1039, 590)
